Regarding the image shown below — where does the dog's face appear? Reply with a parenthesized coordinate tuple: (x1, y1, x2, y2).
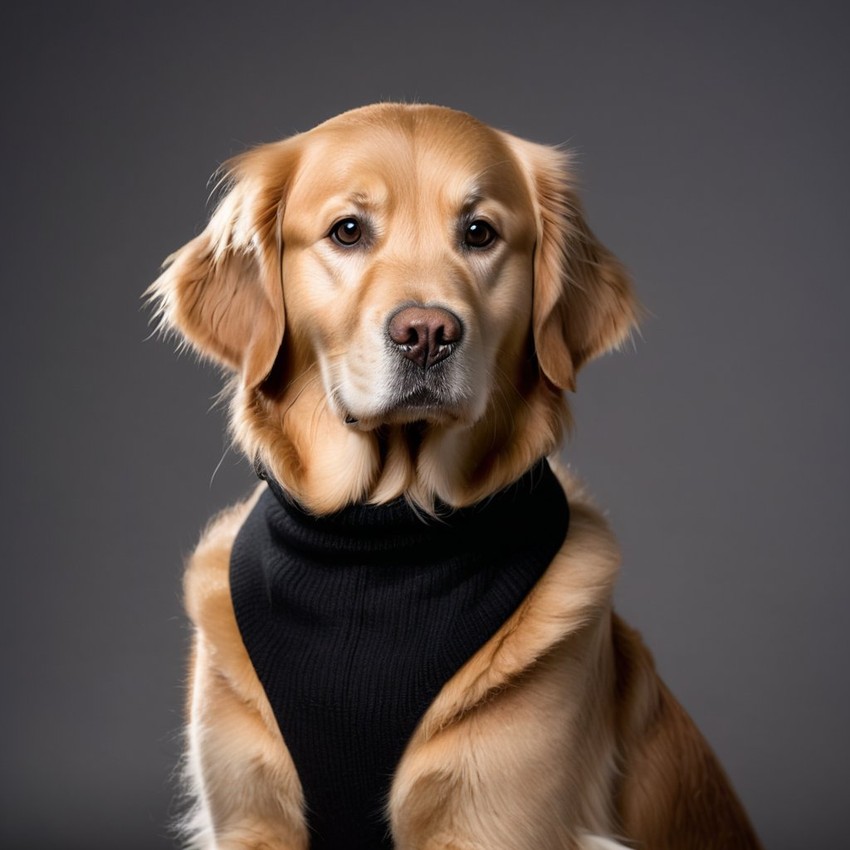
(150, 104, 637, 512)
(280, 114, 537, 431)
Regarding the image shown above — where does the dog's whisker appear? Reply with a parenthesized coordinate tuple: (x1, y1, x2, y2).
(208, 444, 231, 487)
(280, 365, 322, 420)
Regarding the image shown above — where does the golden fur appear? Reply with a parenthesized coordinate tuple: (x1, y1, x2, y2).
(150, 103, 762, 849)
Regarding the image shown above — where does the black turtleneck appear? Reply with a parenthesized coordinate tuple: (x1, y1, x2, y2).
(229, 461, 569, 850)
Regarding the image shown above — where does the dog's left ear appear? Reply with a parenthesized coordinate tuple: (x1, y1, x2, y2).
(147, 140, 300, 388)
(504, 136, 640, 391)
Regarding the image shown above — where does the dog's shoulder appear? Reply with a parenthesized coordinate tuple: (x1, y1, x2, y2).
(183, 485, 264, 658)
(549, 457, 621, 568)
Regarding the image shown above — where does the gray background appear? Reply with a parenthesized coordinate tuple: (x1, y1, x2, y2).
(2, 2, 847, 848)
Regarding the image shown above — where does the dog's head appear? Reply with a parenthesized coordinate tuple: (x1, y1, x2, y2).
(149, 104, 637, 512)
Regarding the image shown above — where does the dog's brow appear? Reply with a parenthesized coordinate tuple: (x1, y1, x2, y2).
(461, 191, 484, 211)
(346, 189, 387, 210)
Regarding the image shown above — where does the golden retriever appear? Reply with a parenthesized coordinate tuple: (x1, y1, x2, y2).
(149, 103, 762, 849)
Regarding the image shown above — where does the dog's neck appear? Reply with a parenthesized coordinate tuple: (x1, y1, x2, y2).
(233, 362, 569, 515)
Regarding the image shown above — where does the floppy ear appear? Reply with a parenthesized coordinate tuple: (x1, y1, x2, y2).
(147, 140, 300, 388)
(506, 137, 639, 391)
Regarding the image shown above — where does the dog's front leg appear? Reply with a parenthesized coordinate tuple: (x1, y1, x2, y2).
(178, 499, 309, 850)
(181, 635, 309, 850)
(389, 630, 621, 850)
(397, 831, 622, 850)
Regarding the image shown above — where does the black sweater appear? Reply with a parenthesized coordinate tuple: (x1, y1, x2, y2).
(230, 461, 569, 849)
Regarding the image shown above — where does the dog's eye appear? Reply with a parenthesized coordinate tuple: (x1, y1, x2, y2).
(329, 218, 363, 247)
(463, 220, 498, 249)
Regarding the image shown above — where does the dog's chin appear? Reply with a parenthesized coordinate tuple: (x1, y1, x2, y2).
(338, 388, 474, 431)
(343, 403, 469, 431)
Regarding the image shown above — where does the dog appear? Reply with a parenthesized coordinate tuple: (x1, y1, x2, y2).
(149, 103, 763, 850)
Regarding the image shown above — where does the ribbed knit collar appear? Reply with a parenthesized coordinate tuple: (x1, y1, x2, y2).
(260, 459, 568, 570)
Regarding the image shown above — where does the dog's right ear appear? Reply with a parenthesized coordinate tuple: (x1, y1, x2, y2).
(147, 140, 300, 388)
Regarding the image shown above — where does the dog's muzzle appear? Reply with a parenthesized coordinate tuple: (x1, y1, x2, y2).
(343, 305, 469, 427)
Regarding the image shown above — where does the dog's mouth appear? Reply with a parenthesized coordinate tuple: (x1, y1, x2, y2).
(340, 368, 470, 429)
(393, 373, 457, 408)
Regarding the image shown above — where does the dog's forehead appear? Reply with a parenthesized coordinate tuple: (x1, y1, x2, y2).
(288, 110, 531, 213)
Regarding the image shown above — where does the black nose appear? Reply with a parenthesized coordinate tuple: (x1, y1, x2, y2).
(388, 305, 463, 369)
